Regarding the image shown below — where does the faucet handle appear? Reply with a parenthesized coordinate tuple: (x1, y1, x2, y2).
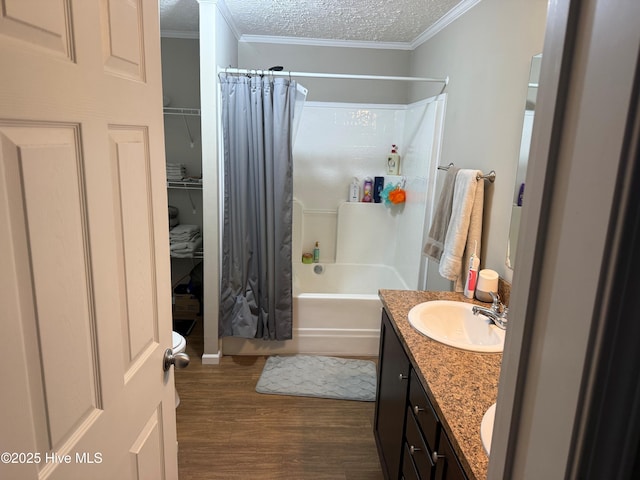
(489, 291, 501, 309)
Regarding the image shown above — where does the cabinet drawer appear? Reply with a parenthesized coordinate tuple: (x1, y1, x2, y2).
(409, 369, 440, 452)
(405, 406, 436, 479)
(401, 441, 420, 480)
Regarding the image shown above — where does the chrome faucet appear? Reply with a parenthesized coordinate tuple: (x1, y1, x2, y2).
(472, 292, 508, 330)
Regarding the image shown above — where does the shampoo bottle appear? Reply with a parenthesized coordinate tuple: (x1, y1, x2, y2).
(373, 176, 384, 203)
(362, 177, 373, 202)
(313, 242, 320, 263)
(464, 241, 480, 299)
(386, 145, 401, 175)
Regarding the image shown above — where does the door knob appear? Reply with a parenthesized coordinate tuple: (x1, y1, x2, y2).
(163, 348, 190, 372)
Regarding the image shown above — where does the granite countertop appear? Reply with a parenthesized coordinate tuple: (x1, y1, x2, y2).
(378, 289, 502, 480)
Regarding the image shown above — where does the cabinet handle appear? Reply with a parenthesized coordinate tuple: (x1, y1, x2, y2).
(432, 451, 444, 464)
(409, 445, 421, 455)
(414, 405, 424, 415)
(399, 373, 408, 381)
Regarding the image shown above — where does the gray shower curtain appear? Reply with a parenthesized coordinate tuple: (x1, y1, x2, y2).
(219, 75, 298, 340)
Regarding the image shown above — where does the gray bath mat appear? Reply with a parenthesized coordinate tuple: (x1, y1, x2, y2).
(256, 355, 377, 402)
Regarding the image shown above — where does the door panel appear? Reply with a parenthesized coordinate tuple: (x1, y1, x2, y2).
(0, 123, 102, 452)
(101, 0, 145, 80)
(129, 406, 165, 480)
(0, 0, 74, 58)
(109, 127, 159, 371)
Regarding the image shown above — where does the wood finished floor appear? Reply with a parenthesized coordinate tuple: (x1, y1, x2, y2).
(174, 319, 384, 480)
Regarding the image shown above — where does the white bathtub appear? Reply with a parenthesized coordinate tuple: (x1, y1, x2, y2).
(221, 263, 408, 356)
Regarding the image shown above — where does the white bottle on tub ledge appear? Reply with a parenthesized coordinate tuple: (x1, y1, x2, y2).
(349, 177, 360, 202)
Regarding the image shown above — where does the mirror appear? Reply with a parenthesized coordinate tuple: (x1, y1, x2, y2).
(506, 54, 541, 270)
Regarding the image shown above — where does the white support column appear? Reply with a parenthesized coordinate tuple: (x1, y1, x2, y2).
(198, 0, 221, 364)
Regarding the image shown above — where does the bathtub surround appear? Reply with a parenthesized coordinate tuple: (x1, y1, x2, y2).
(219, 75, 303, 340)
(293, 97, 446, 288)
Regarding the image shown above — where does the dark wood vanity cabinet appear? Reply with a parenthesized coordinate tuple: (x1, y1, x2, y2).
(374, 309, 411, 479)
(375, 308, 468, 480)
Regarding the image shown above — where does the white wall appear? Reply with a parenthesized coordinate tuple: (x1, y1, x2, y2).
(238, 42, 411, 104)
(409, 0, 548, 282)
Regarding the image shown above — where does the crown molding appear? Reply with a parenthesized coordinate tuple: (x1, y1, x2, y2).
(411, 0, 482, 49)
(215, 0, 241, 40)
(239, 34, 413, 51)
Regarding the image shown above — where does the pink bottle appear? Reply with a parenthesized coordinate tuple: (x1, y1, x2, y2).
(362, 177, 373, 202)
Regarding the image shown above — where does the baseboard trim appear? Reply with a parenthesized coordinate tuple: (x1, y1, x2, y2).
(201, 350, 222, 365)
(221, 329, 380, 357)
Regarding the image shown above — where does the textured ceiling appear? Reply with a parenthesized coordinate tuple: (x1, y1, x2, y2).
(159, 0, 470, 44)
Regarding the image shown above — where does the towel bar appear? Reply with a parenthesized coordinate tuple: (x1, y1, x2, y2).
(437, 163, 496, 183)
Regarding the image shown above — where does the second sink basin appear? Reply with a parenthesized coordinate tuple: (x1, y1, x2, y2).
(481, 403, 497, 455)
(407, 300, 505, 353)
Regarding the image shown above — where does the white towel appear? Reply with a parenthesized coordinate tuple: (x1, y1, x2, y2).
(439, 170, 484, 292)
(170, 224, 200, 237)
(170, 233, 202, 258)
(166, 163, 186, 181)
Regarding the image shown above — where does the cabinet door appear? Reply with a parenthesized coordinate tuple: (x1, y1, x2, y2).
(374, 309, 411, 479)
(435, 431, 468, 480)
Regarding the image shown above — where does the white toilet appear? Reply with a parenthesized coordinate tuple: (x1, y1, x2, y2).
(172, 331, 187, 407)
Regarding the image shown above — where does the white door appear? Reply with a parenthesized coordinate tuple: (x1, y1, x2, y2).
(0, 1, 179, 479)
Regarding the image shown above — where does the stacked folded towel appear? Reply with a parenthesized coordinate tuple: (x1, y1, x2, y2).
(170, 224, 202, 258)
(166, 163, 186, 181)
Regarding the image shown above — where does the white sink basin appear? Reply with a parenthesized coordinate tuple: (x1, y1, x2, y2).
(480, 403, 496, 455)
(407, 300, 505, 353)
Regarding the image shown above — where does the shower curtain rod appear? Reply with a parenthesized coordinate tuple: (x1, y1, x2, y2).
(218, 67, 449, 86)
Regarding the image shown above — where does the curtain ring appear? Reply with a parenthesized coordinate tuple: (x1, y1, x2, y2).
(218, 65, 228, 82)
